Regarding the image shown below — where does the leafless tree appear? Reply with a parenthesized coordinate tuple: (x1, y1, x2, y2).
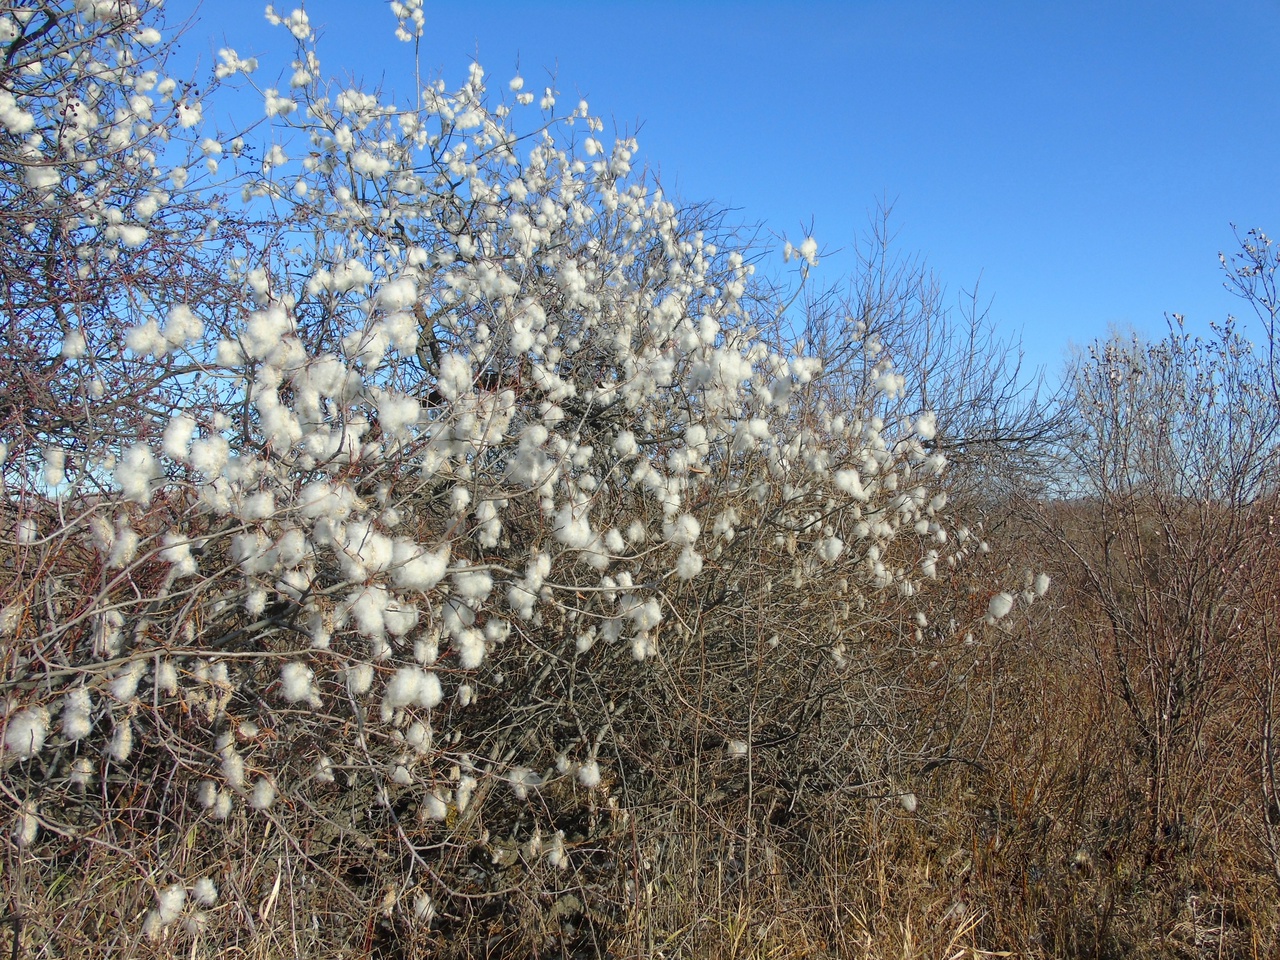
(1047, 302, 1280, 876)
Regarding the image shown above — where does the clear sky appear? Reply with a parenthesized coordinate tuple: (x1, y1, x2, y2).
(176, 0, 1280, 380)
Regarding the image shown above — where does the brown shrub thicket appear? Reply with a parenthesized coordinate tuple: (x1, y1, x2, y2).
(2, 4, 1279, 959)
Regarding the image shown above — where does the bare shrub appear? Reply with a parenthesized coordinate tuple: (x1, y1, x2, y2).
(0, 4, 1048, 957)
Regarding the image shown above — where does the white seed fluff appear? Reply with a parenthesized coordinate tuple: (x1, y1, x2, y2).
(987, 592, 1015, 620)
(381, 667, 443, 721)
(192, 877, 218, 906)
(61, 688, 93, 741)
(144, 885, 186, 938)
(13, 804, 38, 847)
(279, 661, 320, 706)
(4, 707, 49, 759)
(109, 718, 133, 762)
(249, 777, 277, 810)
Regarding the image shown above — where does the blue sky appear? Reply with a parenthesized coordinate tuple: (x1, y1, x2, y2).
(177, 0, 1280, 380)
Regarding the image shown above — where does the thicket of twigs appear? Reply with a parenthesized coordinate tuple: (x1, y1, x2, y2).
(2, 3, 1279, 958)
